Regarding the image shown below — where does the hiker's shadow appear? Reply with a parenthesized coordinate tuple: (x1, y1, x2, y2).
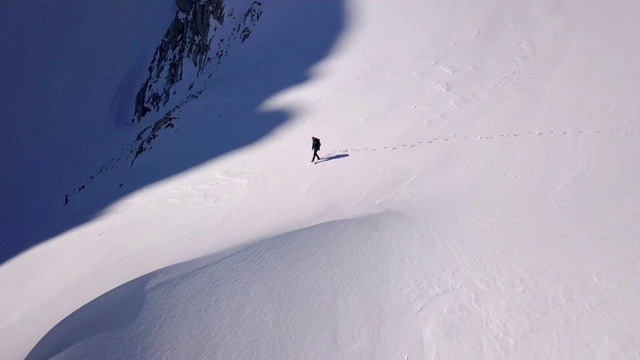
(316, 153, 349, 163)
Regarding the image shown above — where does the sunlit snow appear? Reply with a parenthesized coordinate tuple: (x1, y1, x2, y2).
(1, 0, 639, 359)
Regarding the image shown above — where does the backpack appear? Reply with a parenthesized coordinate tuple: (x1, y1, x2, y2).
(313, 137, 321, 149)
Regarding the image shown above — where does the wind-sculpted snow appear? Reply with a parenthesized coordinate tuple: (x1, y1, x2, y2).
(29, 203, 640, 359)
(27, 214, 441, 359)
(3, 0, 640, 358)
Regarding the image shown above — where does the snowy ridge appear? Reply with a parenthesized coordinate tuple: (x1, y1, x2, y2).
(2, 0, 640, 359)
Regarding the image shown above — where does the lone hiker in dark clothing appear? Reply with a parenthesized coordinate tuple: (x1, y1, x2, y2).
(311, 137, 321, 162)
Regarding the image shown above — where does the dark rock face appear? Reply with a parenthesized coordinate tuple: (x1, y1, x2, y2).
(67, 1, 265, 194)
(132, 0, 263, 124)
(175, 0, 194, 13)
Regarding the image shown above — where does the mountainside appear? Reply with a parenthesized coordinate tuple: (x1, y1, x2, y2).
(130, 0, 263, 125)
(0, 0, 328, 263)
(2, 0, 640, 359)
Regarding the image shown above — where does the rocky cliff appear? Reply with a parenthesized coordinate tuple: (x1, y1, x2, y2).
(67, 0, 264, 199)
(132, 0, 263, 124)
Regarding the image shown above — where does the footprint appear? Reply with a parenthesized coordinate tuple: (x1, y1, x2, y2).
(438, 65, 455, 74)
(435, 81, 450, 92)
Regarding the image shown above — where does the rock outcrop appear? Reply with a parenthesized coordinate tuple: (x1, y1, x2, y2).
(68, 1, 264, 198)
(132, 0, 263, 124)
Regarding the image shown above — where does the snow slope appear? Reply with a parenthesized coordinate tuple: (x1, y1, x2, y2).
(4, 0, 640, 359)
(0, 0, 177, 261)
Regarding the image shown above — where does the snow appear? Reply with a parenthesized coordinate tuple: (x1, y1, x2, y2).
(0, 0, 178, 261)
(2, 0, 640, 359)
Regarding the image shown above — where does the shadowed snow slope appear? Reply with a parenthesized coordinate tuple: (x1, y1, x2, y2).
(0, 0, 344, 263)
(3, 0, 640, 359)
(0, 0, 176, 261)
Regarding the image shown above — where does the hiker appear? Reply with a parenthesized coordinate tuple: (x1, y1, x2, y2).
(311, 136, 321, 162)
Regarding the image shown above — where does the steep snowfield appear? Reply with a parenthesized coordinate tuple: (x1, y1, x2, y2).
(3, 0, 640, 359)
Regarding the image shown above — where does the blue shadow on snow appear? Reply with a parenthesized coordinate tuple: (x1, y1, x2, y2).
(316, 153, 349, 163)
(0, 1, 346, 264)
